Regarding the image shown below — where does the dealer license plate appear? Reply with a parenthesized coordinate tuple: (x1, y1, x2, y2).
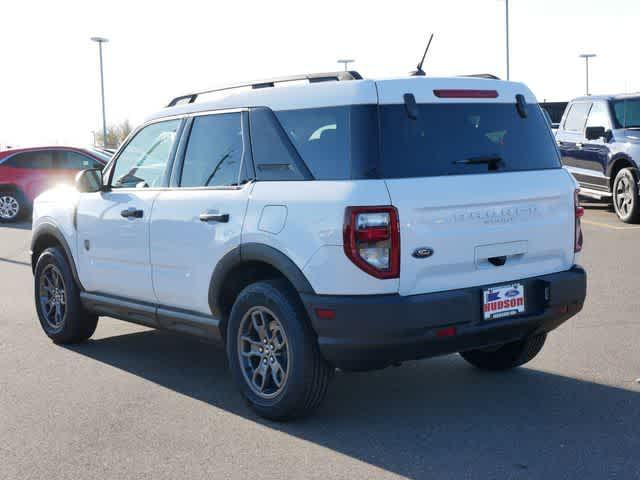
(483, 283, 525, 320)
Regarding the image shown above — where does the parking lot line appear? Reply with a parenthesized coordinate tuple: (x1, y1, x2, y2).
(582, 219, 640, 230)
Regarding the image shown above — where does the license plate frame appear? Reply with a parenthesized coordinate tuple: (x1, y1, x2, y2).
(482, 283, 525, 320)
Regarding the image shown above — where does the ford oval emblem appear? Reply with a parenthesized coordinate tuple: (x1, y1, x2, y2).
(412, 247, 434, 259)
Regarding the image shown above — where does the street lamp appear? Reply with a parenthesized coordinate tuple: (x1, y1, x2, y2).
(501, 0, 510, 80)
(337, 59, 355, 72)
(90, 36, 109, 148)
(579, 53, 596, 96)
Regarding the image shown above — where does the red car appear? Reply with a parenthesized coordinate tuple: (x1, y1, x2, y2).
(0, 146, 109, 222)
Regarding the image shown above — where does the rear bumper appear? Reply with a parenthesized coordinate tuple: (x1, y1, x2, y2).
(301, 266, 586, 370)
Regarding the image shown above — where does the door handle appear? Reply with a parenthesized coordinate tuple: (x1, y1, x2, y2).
(576, 142, 583, 149)
(199, 212, 229, 223)
(121, 207, 144, 219)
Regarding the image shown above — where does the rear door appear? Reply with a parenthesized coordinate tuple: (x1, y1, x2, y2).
(76, 118, 182, 302)
(149, 110, 252, 315)
(375, 80, 576, 296)
(557, 102, 591, 182)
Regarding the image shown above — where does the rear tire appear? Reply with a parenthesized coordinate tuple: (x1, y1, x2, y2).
(459, 333, 547, 371)
(226, 279, 333, 421)
(612, 168, 640, 223)
(0, 190, 25, 222)
(34, 247, 98, 344)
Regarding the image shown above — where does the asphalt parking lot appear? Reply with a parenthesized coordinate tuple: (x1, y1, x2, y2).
(1, 205, 639, 480)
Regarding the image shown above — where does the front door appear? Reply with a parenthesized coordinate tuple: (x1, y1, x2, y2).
(76, 118, 182, 302)
(150, 111, 253, 315)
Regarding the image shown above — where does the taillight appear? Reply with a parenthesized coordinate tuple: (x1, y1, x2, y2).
(574, 189, 584, 252)
(343, 206, 400, 279)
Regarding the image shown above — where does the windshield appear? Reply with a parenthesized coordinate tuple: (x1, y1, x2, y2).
(612, 98, 640, 128)
(377, 103, 560, 178)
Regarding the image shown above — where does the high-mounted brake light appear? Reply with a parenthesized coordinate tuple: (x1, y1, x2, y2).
(343, 206, 400, 279)
(433, 89, 499, 99)
(574, 189, 584, 253)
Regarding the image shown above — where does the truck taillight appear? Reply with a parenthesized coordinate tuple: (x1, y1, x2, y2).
(574, 189, 584, 253)
(343, 206, 400, 279)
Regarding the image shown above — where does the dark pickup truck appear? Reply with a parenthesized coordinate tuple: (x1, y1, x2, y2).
(556, 94, 640, 223)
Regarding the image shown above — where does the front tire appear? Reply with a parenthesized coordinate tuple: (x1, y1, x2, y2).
(226, 279, 333, 421)
(612, 168, 640, 223)
(460, 333, 547, 371)
(0, 191, 24, 222)
(34, 247, 98, 344)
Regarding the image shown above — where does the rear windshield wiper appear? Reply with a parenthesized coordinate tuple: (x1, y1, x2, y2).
(453, 155, 503, 171)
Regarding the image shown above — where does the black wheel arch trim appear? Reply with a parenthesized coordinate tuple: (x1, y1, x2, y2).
(606, 154, 637, 184)
(31, 222, 84, 290)
(208, 243, 315, 318)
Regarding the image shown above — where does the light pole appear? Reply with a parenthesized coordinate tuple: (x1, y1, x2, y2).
(579, 53, 596, 96)
(91, 36, 109, 148)
(337, 59, 354, 72)
(504, 0, 510, 80)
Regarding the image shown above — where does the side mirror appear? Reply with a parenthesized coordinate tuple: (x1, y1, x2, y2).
(75, 168, 103, 193)
(585, 126, 606, 140)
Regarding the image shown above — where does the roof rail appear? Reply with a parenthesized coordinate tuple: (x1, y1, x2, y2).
(166, 70, 363, 107)
(458, 73, 501, 80)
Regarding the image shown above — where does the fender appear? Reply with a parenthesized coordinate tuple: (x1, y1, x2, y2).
(31, 222, 84, 290)
(208, 243, 315, 318)
(605, 153, 637, 180)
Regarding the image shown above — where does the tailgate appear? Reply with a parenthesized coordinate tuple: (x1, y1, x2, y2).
(385, 169, 576, 296)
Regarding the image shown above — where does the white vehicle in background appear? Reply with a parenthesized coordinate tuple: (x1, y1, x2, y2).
(30, 70, 587, 420)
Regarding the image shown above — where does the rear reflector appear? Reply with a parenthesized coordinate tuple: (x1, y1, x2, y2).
(315, 308, 336, 320)
(436, 326, 457, 338)
(433, 89, 499, 99)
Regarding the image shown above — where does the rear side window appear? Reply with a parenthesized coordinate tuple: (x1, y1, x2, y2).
(275, 106, 378, 180)
(4, 151, 53, 169)
(377, 103, 560, 178)
(180, 113, 244, 187)
(563, 102, 591, 131)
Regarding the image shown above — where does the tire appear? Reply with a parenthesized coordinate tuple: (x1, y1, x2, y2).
(612, 168, 640, 223)
(34, 247, 98, 344)
(226, 279, 333, 421)
(459, 333, 547, 371)
(0, 190, 25, 222)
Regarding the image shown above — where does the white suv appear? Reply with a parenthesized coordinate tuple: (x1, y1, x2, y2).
(31, 71, 587, 420)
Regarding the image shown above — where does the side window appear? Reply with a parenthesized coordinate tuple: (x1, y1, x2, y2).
(5, 151, 53, 169)
(53, 151, 102, 169)
(249, 107, 310, 181)
(111, 119, 180, 188)
(563, 102, 591, 132)
(180, 113, 243, 187)
(585, 102, 610, 129)
(276, 106, 349, 180)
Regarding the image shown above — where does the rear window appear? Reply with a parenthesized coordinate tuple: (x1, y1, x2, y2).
(378, 103, 561, 178)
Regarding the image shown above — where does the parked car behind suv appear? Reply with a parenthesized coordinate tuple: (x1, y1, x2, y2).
(0, 146, 108, 222)
(557, 94, 640, 222)
(30, 72, 587, 420)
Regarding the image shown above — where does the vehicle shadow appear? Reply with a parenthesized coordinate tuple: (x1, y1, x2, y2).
(0, 220, 31, 230)
(66, 329, 640, 479)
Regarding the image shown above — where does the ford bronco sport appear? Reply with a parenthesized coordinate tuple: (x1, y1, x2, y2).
(31, 71, 587, 420)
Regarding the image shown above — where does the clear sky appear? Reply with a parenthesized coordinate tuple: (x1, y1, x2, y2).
(2, 0, 639, 148)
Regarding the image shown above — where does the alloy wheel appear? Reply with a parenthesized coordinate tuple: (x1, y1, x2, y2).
(0, 195, 19, 220)
(237, 306, 290, 399)
(615, 174, 634, 217)
(38, 264, 67, 330)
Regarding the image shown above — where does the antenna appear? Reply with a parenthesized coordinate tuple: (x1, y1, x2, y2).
(411, 34, 434, 76)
